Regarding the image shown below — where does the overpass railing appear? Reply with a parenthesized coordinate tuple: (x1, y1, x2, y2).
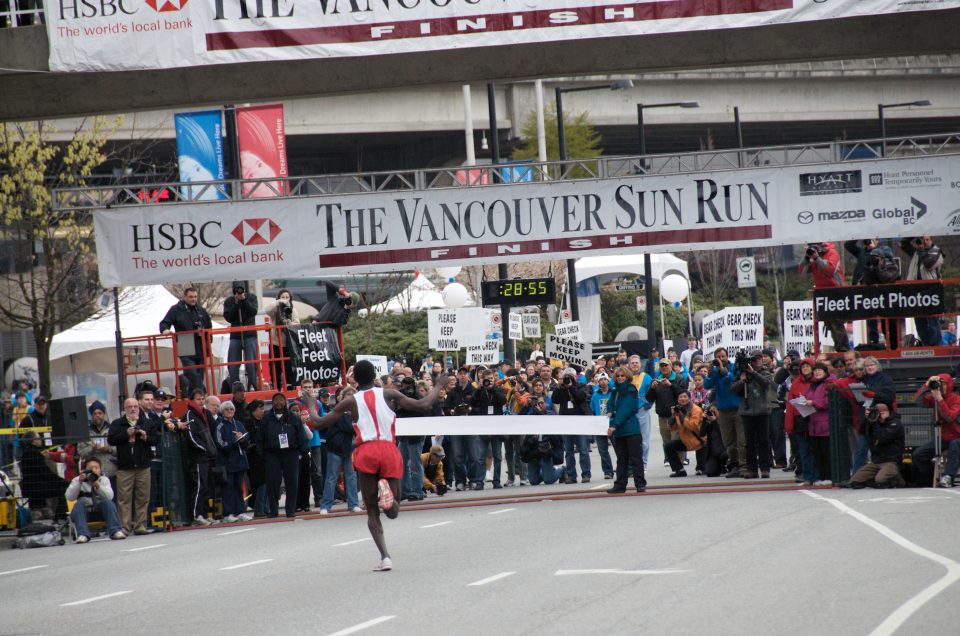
(52, 131, 960, 211)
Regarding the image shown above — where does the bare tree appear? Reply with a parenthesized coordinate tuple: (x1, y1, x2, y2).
(692, 248, 739, 311)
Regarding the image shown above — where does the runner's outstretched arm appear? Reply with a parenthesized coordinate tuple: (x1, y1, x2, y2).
(303, 394, 356, 430)
(385, 373, 451, 412)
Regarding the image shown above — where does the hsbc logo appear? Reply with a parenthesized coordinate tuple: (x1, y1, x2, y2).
(146, 0, 188, 11)
(231, 219, 282, 246)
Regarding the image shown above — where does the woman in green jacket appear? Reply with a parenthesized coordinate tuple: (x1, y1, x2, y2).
(606, 366, 647, 494)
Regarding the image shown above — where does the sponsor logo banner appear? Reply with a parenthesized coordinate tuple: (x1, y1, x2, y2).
(92, 154, 958, 286)
(813, 281, 945, 321)
(46, 1, 960, 72)
(236, 104, 289, 199)
(174, 109, 226, 201)
(288, 325, 343, 384)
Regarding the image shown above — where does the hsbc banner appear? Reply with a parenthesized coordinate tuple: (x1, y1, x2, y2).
(174, 110, 226, 201)
(236, 104, 289, 199)
(813, 281, 946, 321)
(92, 154, 960, 286)
(46, 1, 958, 72)
(288, 325, 343, 384)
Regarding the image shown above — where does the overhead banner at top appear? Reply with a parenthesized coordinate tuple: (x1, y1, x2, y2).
(46, 0, 958, 72)
(92, 154, 960, 286)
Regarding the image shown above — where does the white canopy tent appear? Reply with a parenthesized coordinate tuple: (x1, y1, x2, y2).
(50, 286, 228, 411)
(358, 273, 475, 316)
(573, 254, 691, 344)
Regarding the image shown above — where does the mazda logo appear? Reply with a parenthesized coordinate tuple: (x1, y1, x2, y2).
(797, 211, 814, 224)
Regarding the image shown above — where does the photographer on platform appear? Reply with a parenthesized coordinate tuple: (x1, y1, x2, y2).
(911, 374, 960, 488)
(842, 400, 904, 489)
(730, 351, 775, 479)
(223, 281, 259, 391)
(160, 288, 213, 393)
(846, 238, 896, 346)
(799, 242, 849, 351)
(66, 457, 126, 542)
(900, 236, 944, 346)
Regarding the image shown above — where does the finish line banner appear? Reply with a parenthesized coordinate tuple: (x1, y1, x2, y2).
(46, 1, 958, 72)
(93, 154, 960, 286)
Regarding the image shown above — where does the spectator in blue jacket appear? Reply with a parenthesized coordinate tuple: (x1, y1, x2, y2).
(627, 356, 654, 467)
(606, 366, 646, 494)
(215, 401, 251, 522)
(589, 372, 614, 479)
(704, 348, 744, 477)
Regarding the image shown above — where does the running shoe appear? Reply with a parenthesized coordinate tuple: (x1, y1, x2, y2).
(377, 479, 395, 513)
(373, 557, 393, 572)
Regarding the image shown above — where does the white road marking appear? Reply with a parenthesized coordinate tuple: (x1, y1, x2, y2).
(801, 489, 960, 635)
(419, 521, 453, 529)
(326, 615, 396, 636)
(487, 508, 516, 515)
(467, 571, 516, 586)
(857, 496, 941, 504)
(218, 528, 257, 536)
(590, 483, 610, 490)
(555, 569, 689, 576)
(925, 487, 960, 497)
(60, 591, 132, 607)
(124, 544, 166, 552)
(219, 559, 274, 571)
(332, 538, 373, 547)
(0, 564, 48, 577)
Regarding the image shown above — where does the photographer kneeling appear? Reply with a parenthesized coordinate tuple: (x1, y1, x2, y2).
(66, 457, 126, 543)
(842, 400, 904, 489)
(911, 374, 960, 488)
(663, 391, 704, 478)
(698, 405, 728, 477)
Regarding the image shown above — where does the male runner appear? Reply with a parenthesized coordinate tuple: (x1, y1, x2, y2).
(304, 360, 449, 571)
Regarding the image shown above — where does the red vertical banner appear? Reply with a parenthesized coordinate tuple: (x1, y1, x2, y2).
(236, 104, 289, 198)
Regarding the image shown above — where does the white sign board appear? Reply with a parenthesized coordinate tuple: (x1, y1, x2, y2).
(783, 300, 836, 354)
(355, 355, 388, 377)
(93, 154, 960, 287)
(508, 313, 523, 340)
(428, 308, 494, 350)
(554, 320, 582, 342)
(522, 313, 541, 338)
(636, 296, 646, 312)
(701, 306, 764, 359)
(46, 2, 954, 72)
(546, 335, 593, 369)
(466, 339, 500, 366)
(737, 256, 756, 289)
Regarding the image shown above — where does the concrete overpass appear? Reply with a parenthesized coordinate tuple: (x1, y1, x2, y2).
(2, 7, 960, 120)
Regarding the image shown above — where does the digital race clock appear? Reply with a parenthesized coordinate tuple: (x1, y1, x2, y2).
(480, 277, 556, 307)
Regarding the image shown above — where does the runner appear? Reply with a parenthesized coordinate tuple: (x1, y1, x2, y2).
(304, 360, 449, 572)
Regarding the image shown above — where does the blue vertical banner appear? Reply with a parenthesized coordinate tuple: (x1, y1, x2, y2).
(174, 110, 226, 201)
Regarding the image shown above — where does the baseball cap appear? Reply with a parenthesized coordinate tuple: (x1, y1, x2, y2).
(34, 395, 48, 404)
(231, 381, 246, 392)
(429, 444, 445, 458)
(318, 388, 330, 398)
(594, 372, 609, 381)
(155, 389, 169, 400)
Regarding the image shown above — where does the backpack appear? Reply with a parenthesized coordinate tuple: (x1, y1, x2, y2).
(519, 435, 540, 463)
(13, 530, 64, 549)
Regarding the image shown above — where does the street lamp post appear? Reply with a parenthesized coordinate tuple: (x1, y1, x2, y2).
(734, 106, 759, 306)
(636, 100, 699, 357)
(555, 80, 633, 323)
(878, 99, 931, 157)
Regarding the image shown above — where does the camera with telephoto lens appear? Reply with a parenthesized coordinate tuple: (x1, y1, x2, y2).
(913, 237, 923, 247)
(83, 469, 98, 481)
(928, 379, 941, 390)
(712, 359, 721, 368)
(563, 375, 573, 385)
(435, 483, 448, 496)
(805, 246, 817, 258)
(865, 407, 880, 423)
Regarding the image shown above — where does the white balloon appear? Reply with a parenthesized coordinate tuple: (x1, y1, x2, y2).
(442, 282, 470, 308)
(435, 266, 462, 280)
(659, 274, 689, 303)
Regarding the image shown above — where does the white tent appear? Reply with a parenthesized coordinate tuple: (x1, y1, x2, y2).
(573, 254, 691, 344)
(50, 286, 227, 410)
(358, 273, 475, 316)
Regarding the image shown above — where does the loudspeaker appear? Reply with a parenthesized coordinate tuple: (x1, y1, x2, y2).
(49, 396, 89, 444)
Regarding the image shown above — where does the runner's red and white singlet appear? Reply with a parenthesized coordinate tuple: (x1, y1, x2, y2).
(354, 387, 397, 444)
